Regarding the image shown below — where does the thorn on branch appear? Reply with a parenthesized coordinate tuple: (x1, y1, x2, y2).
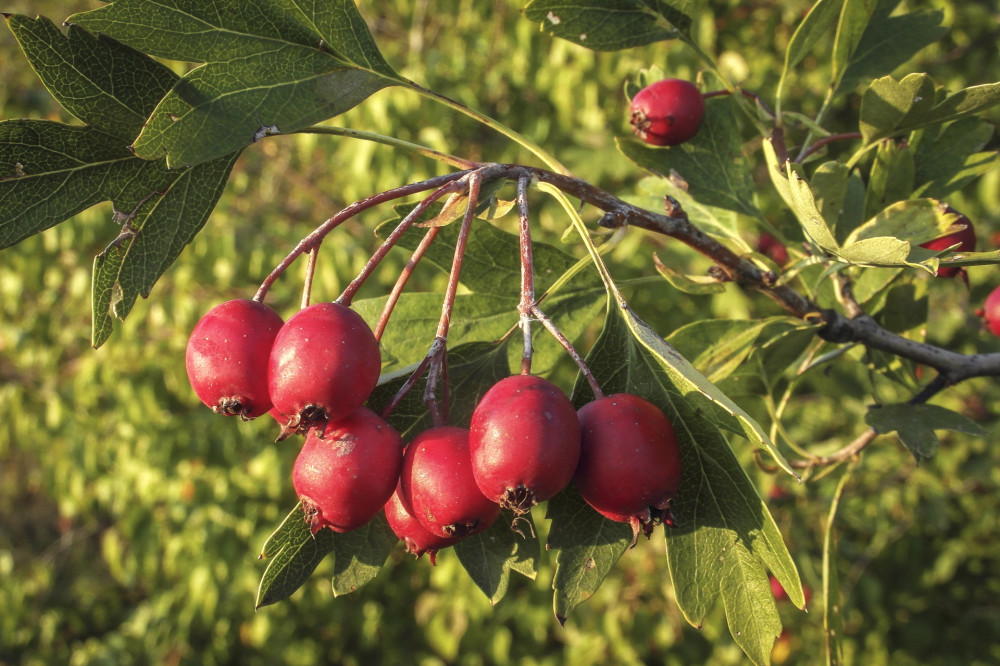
(663, 195, 687, 220)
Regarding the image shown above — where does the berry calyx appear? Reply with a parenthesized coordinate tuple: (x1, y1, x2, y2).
(383, 481, 461, 565)
(292, 407, 403, 534)
(399, 426, 501, 539)
(268, 302, 381, 437)
(469, 374, 581, 514)
(185, 299, 284, 420)
(630, 78, 705, 146)
(573, 393, 683, 544)
(919, 208, 976, 278)
(982, 285, 1000, 337)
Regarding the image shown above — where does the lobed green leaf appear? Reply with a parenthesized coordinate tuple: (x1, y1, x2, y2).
(454, 510, 539, 606)
(523, 0, 694, 51)
(330, 514, 398, 597)
(256, 504, 337, 609)
(866, 403, 987, 462)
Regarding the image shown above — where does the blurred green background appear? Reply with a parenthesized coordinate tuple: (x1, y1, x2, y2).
(2, 1, 999, 664)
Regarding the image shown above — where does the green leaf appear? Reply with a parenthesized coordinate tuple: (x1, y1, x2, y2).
(367, 341, 511, 439)
(860, 74, 1000, 145)
(823, 463, 854, 665)
(865, 403, 987, 461)
(774, 148, 841, 253)
(837, 4, 945, 95)
(619, 95, 761, 218)
(845, 198, 955, 246)
(256, 503, 337, 609)
(912, 118, 999, 199)
(546, 484, 631, 623)
(91, 151, 240, 347)
(523, 0, 695, 51)
(810, 161, 852, 240)
(330, 513, 398, 597)
(69, 0, 403, 167)
(568, 303, 799, 660)
(633, 175, 744, 244)
(454, 510, 539, 605)
(653, 257, 727, 295)
(6, 15, 177, 140)
(830, 0, 876, 89)
(863, 139, 914, 219)
(777, 0, 844, 104)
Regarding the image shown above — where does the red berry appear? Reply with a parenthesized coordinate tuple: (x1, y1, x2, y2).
(399, 426, 501, 539)
(757, 232, 789, 266)
(919, 208, 976, 278)
(268, 302, 381, 435)
(983, 285, 1000, 337)
(384, 481, 461, 565)
(630, 78, 705, 146)
(770, 575, 789, 602)
(185, 299, 284, 420)
(292, 407, 403, 534)
(574, 394, 682, 542)
(469, 374, 580, 514)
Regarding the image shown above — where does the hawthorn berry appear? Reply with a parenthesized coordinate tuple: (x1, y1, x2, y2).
(630, 78, 705, 146)
(292, 407, 403, 534)
(384, 481, 461, 565)
(919, 208, 976, 278)
(469, 374, 580, 514)
(399, 426, 501, 539)
(756, 232, 789, 266)
(982, 285, 1000, 337)
(185, 299, 284, 420)
(268, 302, 381, 435)
(574, 393, 682, 543)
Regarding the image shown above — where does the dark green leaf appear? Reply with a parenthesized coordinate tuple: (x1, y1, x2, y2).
(523, 0, 695, 51)
(863, 139, 914, 219)
(912, 118, 999, 199)
(866, 403, 987, 461)
(823, 463, 854, 665)
(454, 510, 539, 605)
(566, 303, 799, 655)
(6, 15, 177, 140)
(91, 151, 240, 347)
(619, 95, 761, 218)
(256, 503, 336, 609)
(830, 0, 876, 88)
(366, 341, 511, 439)
(837, 4, 945, 95)
(546, 484, 631, 623)
(330, 513, 398, 597)
(777, 0, 843, 102)
(69, 0, 403, 167)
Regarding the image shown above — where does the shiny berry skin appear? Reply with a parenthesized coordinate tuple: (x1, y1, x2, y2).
(983, 286, 1000, 337)
(292, 407, 403, 534)
(919, 209, 976, 278)
(573, 394, 682, 542)
(469, 374, 581, 514)
(185, 299, 283, 420)
(630, 78, 705, 146)
(400, 426, 501, 539)
(268, 302, 381, 435)
(384, 481, 461, 565)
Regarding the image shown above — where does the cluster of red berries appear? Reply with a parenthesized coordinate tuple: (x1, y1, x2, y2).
(185, 300, 684, 562)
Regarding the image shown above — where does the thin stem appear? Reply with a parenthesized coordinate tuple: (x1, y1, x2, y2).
(337, 179, 465, 306)
(296, 125, 480, 169)
(300, 244, 319, 309)
(255, 170, 471, 301)
(516, 175, 535, 375)
(796, 132, 862, 163)
(374, 226, 441, 342)
(530, 304, 604, 400)
(789, 428, 878, 470)
(409, 82, 572, 176)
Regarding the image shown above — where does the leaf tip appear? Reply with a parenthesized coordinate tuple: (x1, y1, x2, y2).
(555, 613, 567, 627)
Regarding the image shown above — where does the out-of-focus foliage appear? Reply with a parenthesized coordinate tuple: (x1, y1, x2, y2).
(1, 1, 999, 665)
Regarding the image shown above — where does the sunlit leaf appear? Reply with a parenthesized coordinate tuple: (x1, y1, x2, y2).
(523, 0, 695, 51)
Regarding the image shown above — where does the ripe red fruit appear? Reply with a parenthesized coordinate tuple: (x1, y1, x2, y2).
(757, 232, 789, 266)
(630, 78, 705, 146)
(982, 285, 1000, 337)
(574, 394, 682, 542)
(185, 299, 284, 420)
(469, 374, 580, 514)
(268, 302, 381, 436)
(292, 407, 403, 534)
(384, 482, 461, 565)
(919, 208, 976, 278)
(399, 426, 501, 539)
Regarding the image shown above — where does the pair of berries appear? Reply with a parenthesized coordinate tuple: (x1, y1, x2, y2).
(387, 375, 684, 563)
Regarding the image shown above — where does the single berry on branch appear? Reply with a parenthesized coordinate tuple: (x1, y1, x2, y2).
(293, 407, 403, 534)
(185, 299, 284, 420)
(630, 78, 705, 147)
(919, 207, 976, 278)
(469, 374, 581, 514)
(574, 393, 683, 544)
